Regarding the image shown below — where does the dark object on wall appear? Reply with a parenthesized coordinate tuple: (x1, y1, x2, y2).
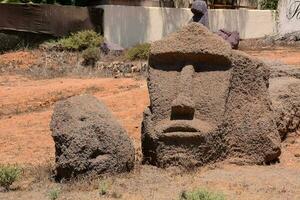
(216, 29, 240, 49)
(0, 3, 103, 37)
(190, 0, 209, 28)
(88, 7, 104, 34)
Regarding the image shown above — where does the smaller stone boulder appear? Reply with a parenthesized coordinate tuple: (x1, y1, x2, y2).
(50, 95, 135, 180)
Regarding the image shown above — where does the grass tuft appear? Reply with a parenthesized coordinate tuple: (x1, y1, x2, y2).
(99, 181, 109, 196)
(0, 164, 22, 191)
(180, 188, 226, 200)
(48, 187, 61, 200)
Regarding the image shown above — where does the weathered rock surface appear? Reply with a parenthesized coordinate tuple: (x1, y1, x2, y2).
(270, 65, 300, 140)
(142, 23, 281, 168)
(50, 95, 135, 180)
(224, 51, 281, 164)
(149, 22, 232, 66)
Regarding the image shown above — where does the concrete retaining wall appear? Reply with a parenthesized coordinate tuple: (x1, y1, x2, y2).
(99, 5, 277, 48)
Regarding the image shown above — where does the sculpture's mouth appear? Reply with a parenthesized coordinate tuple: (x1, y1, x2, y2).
(163, 124, 199, 133)
(156, 120, 215, 139)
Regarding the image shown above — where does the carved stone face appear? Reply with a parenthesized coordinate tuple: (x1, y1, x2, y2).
(142, 58, 232, 167)
(142, 23, 281, 168)
(148, 63, 231, 140)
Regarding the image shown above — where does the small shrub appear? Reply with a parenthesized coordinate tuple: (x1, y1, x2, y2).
(260, 0, 279, 10)
(180, 188, 226, 200)
(126, 43, 150, 61)
(48, 187, 60, 200)
(56, 30, 104, 51)
(99, 181, 109, 196)
(82, 47, 100, 66)
(0, 165, 22, 191)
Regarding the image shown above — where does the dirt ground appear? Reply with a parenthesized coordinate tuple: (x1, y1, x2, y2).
(244, 47, 300, 65)
(0, 47, 300, 200)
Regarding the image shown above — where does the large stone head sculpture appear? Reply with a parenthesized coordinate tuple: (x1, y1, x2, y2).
(142, 23, 281, 168)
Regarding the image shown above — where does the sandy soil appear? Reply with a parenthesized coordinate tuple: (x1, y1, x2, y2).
(0, 48, 300, 199)
(245, 47, 300, 66)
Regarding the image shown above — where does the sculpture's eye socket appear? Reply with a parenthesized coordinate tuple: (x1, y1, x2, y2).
(151, 63, 231, 72)
(149, 54, 232, 71)
(151, 62, 185, 72)
(193, 64, 231, 72)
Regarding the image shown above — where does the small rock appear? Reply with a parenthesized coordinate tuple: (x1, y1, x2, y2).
(287, 35, 297, 42)
(100, 42, 124, 56)
(263, 36, 275, 46)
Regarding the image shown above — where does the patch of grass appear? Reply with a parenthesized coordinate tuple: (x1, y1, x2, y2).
(48, 187, 61, 200)
(54, 30, 104, 51)
(180, 188, 226, 200)
(99, 181, 109, 196)
(0, 165, 22, 191)
(126, 43, 150, 61)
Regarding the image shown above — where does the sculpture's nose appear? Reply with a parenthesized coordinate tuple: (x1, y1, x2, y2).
(171, 65, 195, 120)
